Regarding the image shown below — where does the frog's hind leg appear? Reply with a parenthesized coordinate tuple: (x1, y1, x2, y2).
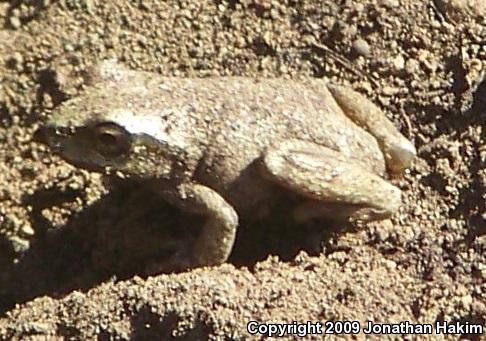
(327, 84, 416, 174)
(261, 139, 402, 223)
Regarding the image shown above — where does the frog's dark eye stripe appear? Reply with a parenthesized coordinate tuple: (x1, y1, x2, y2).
(92, 122, 131, 158)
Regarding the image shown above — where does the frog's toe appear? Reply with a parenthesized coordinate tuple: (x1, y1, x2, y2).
(386, 138, 417, 174)
(327, 83, 416, 175)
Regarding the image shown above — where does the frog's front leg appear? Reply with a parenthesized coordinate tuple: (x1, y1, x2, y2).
(156, 183, 238, 270)
(261, 140, 402, 223)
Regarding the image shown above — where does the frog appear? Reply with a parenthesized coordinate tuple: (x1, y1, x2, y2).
(43, 59, 416, 271)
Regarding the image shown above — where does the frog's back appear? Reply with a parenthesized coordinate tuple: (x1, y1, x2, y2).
(67, 72, 387, 216)
(148, 76, 385, 175)
(75, 66, 384, 175)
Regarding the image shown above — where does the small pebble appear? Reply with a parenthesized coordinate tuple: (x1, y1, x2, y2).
(352, 38, 371, 57)
(9, 16, 21, 29)
(391, 54, 405, 73)
(405, 58, 420, 74)
(20, 223, 35, 237)
(460, 294, 473, 308)
(379, 0, 400, 8)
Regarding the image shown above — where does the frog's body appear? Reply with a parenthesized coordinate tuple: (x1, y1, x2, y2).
(45, 60, 416, 270)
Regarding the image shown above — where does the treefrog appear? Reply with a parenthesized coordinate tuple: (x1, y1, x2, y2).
(43, 60, 416, 270)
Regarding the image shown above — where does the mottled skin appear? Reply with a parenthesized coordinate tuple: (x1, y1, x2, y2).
(45, 60, 416, 270)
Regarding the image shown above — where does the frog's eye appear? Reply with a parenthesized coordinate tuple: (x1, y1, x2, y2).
(92, 122, 131, 157)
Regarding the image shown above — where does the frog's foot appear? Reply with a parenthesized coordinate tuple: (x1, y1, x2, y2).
(327, 84, 416, 174)
(261, 139, 402, 223)
(157, 183, 238, 269)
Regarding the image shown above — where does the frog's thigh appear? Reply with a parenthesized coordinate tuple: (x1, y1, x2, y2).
(326, 84, 416, 174)
(261, 140, 402, 222)
(160, 183, 238, 268)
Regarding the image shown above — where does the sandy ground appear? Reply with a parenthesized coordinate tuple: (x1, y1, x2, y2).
(0, 0, 484, 339)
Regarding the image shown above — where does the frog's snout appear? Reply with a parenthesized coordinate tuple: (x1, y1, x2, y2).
(33, 126, 50, 145)
(35, 125, 72, 152)
(34, 125, 58, 149)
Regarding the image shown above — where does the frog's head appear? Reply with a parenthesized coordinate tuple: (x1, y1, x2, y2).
(43, 86, 189, 181)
